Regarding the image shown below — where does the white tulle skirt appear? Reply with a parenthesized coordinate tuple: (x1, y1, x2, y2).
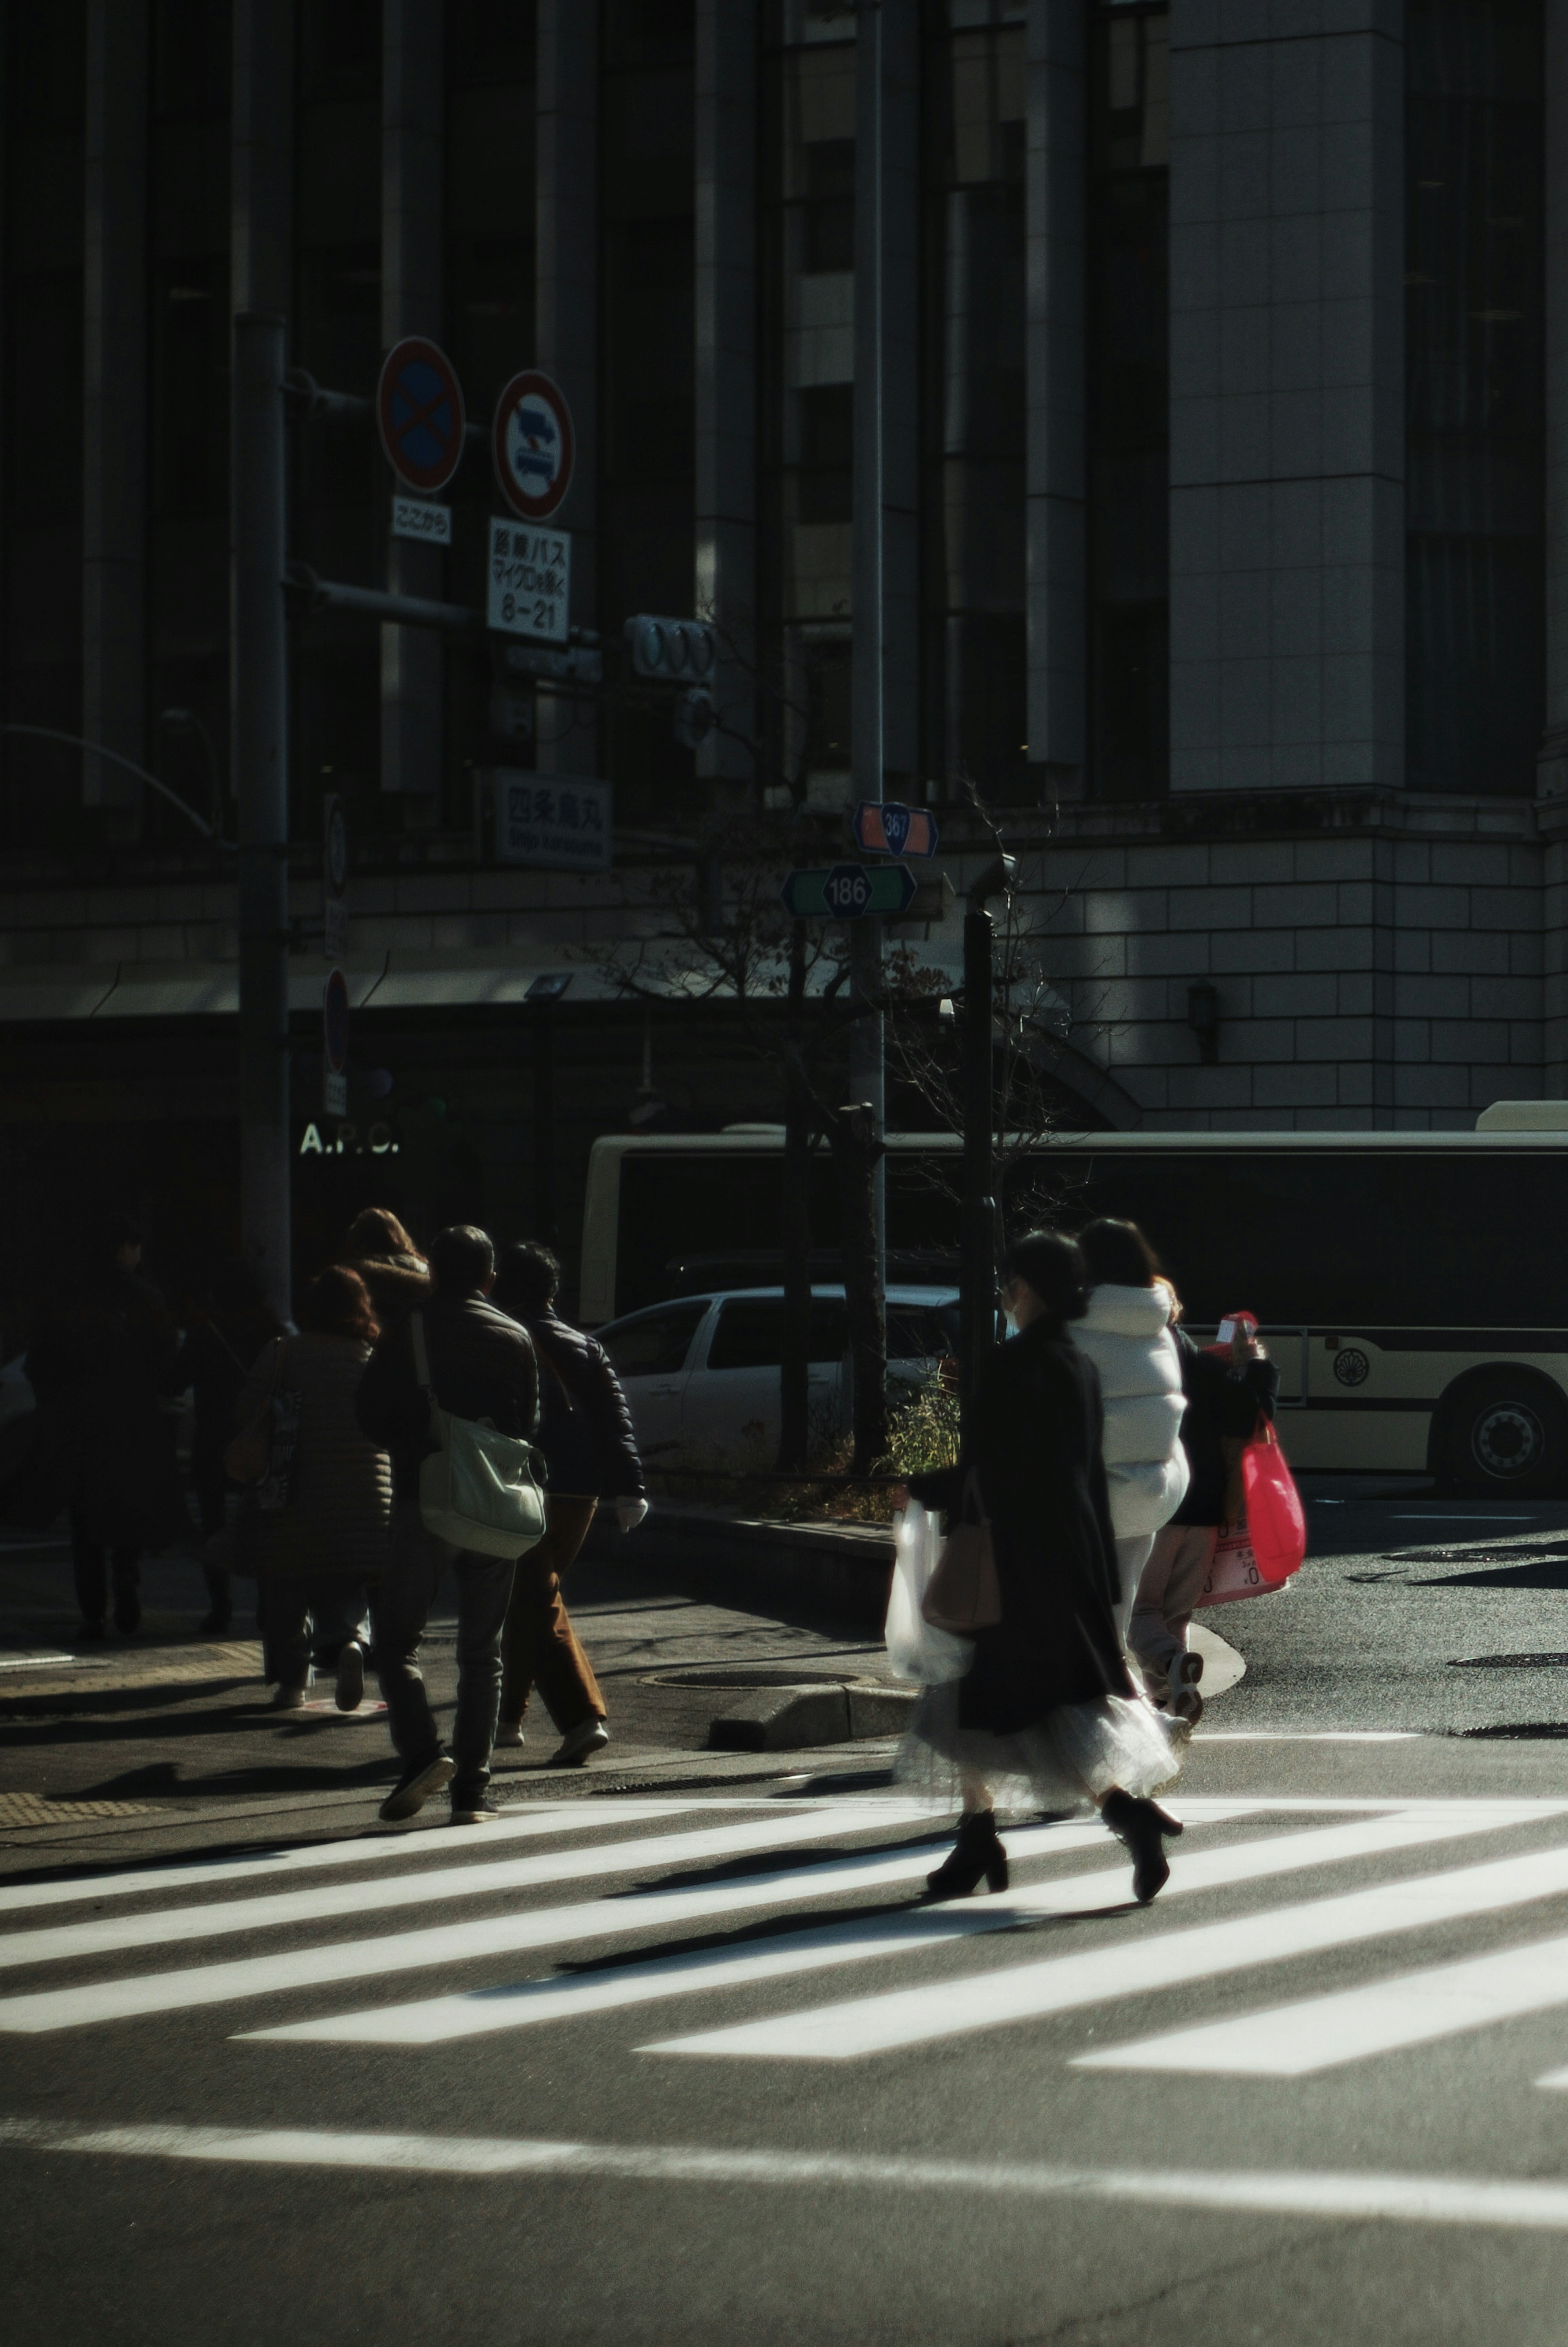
(895, 1678, 1184, 1817)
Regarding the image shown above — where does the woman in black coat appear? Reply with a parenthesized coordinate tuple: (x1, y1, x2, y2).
(906, 1230, 1183, 1904)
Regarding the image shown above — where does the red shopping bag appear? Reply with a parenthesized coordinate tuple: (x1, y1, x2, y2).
(1241, 1420, 1306, 1583)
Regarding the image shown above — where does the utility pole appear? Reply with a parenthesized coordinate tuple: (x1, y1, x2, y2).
(850, 0, 886, 1287)
(233, 311, 292, 1322)
(960, 855, 1014, 1430)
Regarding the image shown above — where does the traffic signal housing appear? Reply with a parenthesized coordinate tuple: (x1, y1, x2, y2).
(624, 614, 718, 684)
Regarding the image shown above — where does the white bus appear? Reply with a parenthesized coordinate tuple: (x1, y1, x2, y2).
(579, 1107, 1568, 1496)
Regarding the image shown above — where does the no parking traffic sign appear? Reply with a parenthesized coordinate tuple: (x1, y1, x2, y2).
(492, 370, 575, 521)
(376, 337, 466, 496)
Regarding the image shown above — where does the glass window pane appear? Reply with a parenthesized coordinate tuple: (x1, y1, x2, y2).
(602, 1302, 709, 1378)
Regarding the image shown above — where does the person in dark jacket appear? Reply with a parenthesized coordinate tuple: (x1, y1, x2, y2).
(171, 1257, 284, 1633)
(339, 1207, 431, 1329)
(491, 1241, 647, 1766)
(355, 1223, 539, 1825)
(25, 1213, 183, 1638)
(1128, 1306, 1280, 1721)
(904, 1230, 1183, 1906)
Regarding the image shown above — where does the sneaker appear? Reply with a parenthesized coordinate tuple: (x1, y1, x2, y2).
(271, 1681, 308, 1712)
(334, 1640, 365, 1713)
(548, 1716, 610, 1767)
(492, 1719, 525, 1749)
(1167, 1649, 1204, 1724)
(378, 1753, 455, 1822)
(450, 1795, 506, 1825)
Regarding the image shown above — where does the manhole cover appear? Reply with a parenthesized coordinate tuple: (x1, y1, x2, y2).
(1449, 1654, 1568, 1670)
(1455, 1723, 1568, 1740)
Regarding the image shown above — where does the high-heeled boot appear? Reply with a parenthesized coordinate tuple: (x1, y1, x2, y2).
(1102, 1789, 1172, 1904)
(925, 1808, 1009, 1900)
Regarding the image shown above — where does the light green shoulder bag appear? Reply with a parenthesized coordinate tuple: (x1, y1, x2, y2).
(410, 1312, 548, 1557)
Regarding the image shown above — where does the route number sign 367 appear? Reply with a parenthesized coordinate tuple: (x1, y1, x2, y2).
(488, 518, 572, 643)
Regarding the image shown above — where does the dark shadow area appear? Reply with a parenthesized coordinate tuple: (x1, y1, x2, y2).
(78, 1755, 398, 1797)
(1411, 1557, 1568, 1588)
(615, 1828, 952, 1897)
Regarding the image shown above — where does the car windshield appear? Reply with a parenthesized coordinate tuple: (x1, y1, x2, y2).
(600, 1300, 710, 1378)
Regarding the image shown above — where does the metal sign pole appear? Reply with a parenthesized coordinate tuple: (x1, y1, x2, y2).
(851, 0, 886, 1293)
(233, 312, 292, 1323)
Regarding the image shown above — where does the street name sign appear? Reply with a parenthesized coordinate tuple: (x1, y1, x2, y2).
(488, 518, 571, 641)
(323, 967, 350, 1118)
(492, 370, 575, 521)
(322, 793, 348, 961)
(493, 769, 612, 873)
(391, 494, 453, 545)
(780, 863, 919, 920)
(376, 337, 466, 495)
(853, 800, 938, 858)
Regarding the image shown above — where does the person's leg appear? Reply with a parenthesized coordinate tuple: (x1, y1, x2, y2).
(111, 1548, 142, 1634)
(1163, 1523, 1219, 1650)
(1127, 1524, 1185, 1677)
(69, 1520, 108, 1632)
(1112, 1532, 1155, 1655)
(502, 1497, 605, 1734)
(448, 1551, 519, 1811)
(262, 1580, 311, 1699)
(373, 1501, 448, 1773)
(196, 1479, 232, 1633)
(305, 1577, 371, 1670)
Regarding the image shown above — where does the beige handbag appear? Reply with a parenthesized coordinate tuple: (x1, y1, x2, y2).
(920, 1470, 1002, 1632)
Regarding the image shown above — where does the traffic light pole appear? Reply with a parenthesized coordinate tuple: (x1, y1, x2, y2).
(851, 0, 886, 1289)
(233, 312, 293, 1324)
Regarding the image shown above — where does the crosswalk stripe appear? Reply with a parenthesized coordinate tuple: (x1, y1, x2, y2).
(0, 1815, 1129, 2033)
(245, 1806, 1533, 2048)
(5, 2115, 1568, 2233)
(0, 1798, 729, 1918)
(1074, 1929, 1568, 2077)
(642, 1824, 1568, 2062)
(0, 1801, 937, 1973)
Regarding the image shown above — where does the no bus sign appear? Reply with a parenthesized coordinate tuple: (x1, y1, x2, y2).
(492, 370, 575, 521)
(376, 337, 467, 496)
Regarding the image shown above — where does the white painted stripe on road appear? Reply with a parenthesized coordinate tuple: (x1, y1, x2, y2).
(0, 1799, 739, 1917)
(1195, 1733, 1422, 1744)
(247, 1807, 1532, 2046)
(644, 1829, 1568, 2062)
(0, 1815, 1131, 2033)
(6, 2117, 1568, 2234)
(1076, 1930, 1568, 2076)
(0, 1802, 938, 1971)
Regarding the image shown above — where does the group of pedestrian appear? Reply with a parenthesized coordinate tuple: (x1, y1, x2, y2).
(25, 1207, 646, 1829)
(903, 1216, 1278, 1906)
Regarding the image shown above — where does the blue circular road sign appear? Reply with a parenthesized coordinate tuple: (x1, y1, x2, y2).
(376, 337, 466, 495)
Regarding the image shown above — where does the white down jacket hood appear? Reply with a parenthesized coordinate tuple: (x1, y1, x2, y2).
(1074, 1283, 1190, 1538)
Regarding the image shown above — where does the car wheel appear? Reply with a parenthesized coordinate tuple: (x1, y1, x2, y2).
(1440, 1372, 1568, 1498)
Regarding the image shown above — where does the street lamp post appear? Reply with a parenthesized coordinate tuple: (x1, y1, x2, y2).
(959, 854, 1014, 1432)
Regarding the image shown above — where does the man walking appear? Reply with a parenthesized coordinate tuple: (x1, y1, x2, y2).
(492, 1240, 647, 1764)
(356, 1224, 539, 1824)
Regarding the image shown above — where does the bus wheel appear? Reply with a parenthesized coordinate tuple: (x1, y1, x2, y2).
(1440, 1373, 1568, 1498)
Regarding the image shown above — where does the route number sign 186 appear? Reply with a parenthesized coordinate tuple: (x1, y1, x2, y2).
(488, 518, 571, 642)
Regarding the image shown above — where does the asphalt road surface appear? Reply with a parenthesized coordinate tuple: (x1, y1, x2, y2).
(12, 1479, 1568, 2345)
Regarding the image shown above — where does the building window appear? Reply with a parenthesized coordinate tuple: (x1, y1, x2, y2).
(1086, 1, 1169, 801)
(1405, 0, 1544, 796)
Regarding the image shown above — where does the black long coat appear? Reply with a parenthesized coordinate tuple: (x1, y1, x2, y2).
(26, 1270, 184, 1549)
(909, 1316, 1134, 1733)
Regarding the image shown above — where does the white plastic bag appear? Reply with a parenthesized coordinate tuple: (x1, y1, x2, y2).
(884, 1499, 974, 1685)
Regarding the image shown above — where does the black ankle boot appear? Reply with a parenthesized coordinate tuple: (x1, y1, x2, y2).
(926, 1809, 1009, 1900)
(1102, 1790, 1171, 1904)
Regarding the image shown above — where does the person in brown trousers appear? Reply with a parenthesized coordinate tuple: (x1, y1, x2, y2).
(491, 1242, 647, 1766)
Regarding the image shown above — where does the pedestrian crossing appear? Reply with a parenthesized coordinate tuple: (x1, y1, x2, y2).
(8, 1792, 1568, 2097)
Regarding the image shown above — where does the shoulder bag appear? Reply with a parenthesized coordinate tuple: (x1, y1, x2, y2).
(411, 1312, 548, 1558)
(920, 1469, 1002, 1633)
(223, 1338, 301, 1512)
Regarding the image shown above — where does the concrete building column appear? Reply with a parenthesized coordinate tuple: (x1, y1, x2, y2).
(1024, 0, 1085, 800)
(82, 0, 148, 818)
(1540, 0, 1568, 1091)
(381, 0, 445, 807)
(536, 0, 597, 777)
(694, 0, 756, 789)
(1166, 2, 1404, 797)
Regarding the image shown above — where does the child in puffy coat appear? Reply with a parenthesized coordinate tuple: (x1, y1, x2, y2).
(1073, 1219, 1190, 1650)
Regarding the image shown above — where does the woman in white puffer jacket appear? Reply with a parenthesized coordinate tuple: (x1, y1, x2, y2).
(1073, 1218, 1189, 1641)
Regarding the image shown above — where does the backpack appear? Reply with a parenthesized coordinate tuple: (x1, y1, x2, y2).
(410, 1312, 547, 1557)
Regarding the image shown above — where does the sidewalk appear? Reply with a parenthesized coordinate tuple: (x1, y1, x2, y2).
(0, 1528, 908, 1876)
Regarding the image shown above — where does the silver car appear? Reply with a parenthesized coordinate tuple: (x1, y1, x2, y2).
(595, 1285, 960, 1470)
